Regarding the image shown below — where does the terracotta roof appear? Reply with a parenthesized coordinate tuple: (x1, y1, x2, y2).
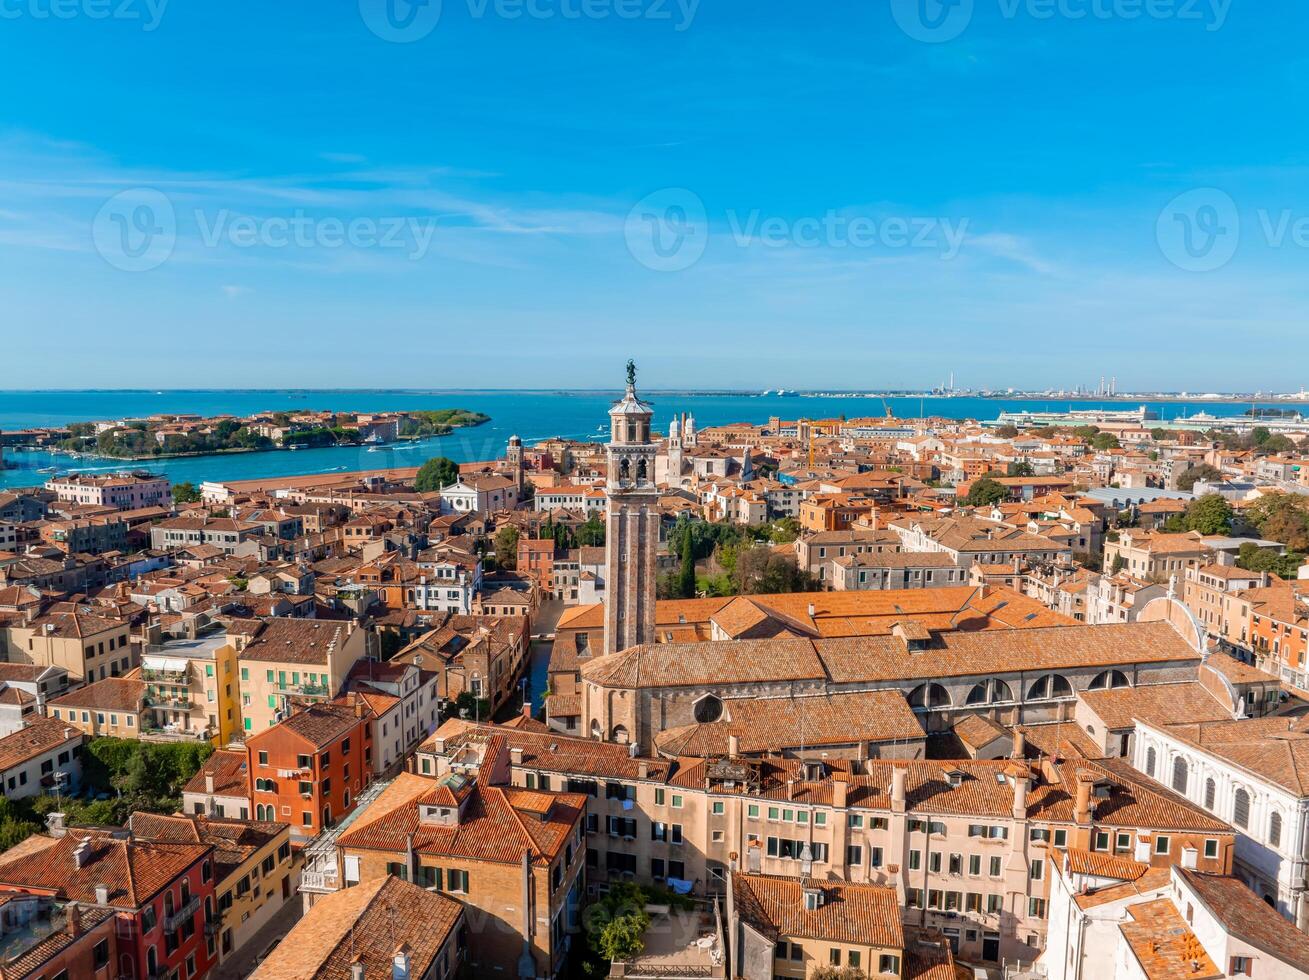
(582, 621, 1200, 690)
(1073, 865, 1172, 910)
(1119, 897, 1221, 980)
(183, 749, 250, 798)
(953, 713, 1008, 751)
(251, 700, 370, 750)
(250, 875, 463, 980)
(1158, 716, 1309, 795)
(128, 812, 285, 886)
(653, 691, 923, 758)
(1077, 682, 1232, 732)
(732, 872, 904, 949)
(238, 618, 352, 666)
(428, 721, 673, 783)
(49, 677, 144, 714)
(337, 771, 585, 868)
(24, 611, 123, 639)
(1177, 868, 1309, 974)
(0, 828, 208, 909)
(0, 718, 82, 773)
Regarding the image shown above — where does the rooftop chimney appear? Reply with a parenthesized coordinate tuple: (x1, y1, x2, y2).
(205, 774, 215, 795)
(1074, 771, 1095, 826)
(72, 839, 92, 869)
(351, 956, 366, 980)
(1012, 774, 1029, 820)
(94, 884, 109, 905)
(891, 767, 907, 814)
(832, 774, 848, 810)
(392, 943, 412, 980)
(509, 746, 523, 766)
(727, 734, 740, 759)
(46, 812, 67, 838)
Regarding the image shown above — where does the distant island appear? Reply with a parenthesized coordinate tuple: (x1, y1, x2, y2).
(38, 408, 490, 461)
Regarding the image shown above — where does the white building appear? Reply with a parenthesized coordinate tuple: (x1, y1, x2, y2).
(439, 475, 519, 514)
(0, 717, 83, 800)
(1132, 715, 1309, 931)
(1044, 857, 1309, 980)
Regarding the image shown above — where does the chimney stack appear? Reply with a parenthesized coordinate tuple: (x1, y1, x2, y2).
(1074, 771, 1095, 826)
(72, 839, 92, 869)
(1012, 774, 1029, 820)
(205, 774, 215, 794)
(891, 767, 907, 814)
(351, 956, 366, 980)
(94, 884, 109, 905)
(1012, 729, 1026, 759)
(727, 734, 740, 759)
(832, 774, 848, 810)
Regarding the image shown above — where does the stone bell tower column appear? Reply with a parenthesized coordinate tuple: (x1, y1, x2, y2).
(604, 360, 659, 657)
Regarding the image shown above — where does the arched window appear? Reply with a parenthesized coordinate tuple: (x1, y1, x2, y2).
(1269, 811, 1282, 848)
(322, 805, 332, 828)
(908, 683, 951, 710)
(1145, 747, 1157, 778)
(590, 719, 602, 739)
(619, 458, 630, 480)
(1233, 788, 1250, 828)
(1171, 757, 1188, 794)
(611, 724, 630, 744)
(1089, 669, 1130, 691)
(966, 679, 1013, 705)
(1204, 778, 1216, 810)
(636, 459, 648, 481)
(1026, 674, 1074, 700)
(693, 695, 723, 724)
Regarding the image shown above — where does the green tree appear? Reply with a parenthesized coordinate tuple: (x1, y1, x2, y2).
(586, 882, 652, 963)
(1177, 464, 1222, 492)
(494, 524, 520, 570)
(414, 456, 460, 492)
(964, 477, 1007, 508)
(1090, 432, 1121, 451)
(171, 482, 202, 504)
(1245, 493, 1309, 551)
(995, 424, 1020, 438)
(1007, 461, 1034, 478)
(1181, 493, 1234, 535)
(1236, 541, 1305, 578)
(677, 525, 697, 598)
(577, 513, 606, 547)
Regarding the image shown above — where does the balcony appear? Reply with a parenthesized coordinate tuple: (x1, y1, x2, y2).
(300, 870, 340, 893)
(142, 668, 188, 683)
(163, 896, 201, 934)
(279, 682, 330, 699)
(145, 694, 192, 710)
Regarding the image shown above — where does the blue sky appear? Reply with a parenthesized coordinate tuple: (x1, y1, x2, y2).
(1, 0, 1306, 391)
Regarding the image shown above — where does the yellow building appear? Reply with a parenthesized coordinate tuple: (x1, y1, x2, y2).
(232, 619, 369, 735)
(6, 611, 133, 687)
(47, 677, 145, 738)
(139, 629, 242, 746)
(729, 873, 914, 979)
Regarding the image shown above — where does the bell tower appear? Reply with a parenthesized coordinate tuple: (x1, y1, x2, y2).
(604, 360, 659, 657)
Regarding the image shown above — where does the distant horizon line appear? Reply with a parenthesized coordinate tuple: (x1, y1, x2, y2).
(0, 387, 1297, 398)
